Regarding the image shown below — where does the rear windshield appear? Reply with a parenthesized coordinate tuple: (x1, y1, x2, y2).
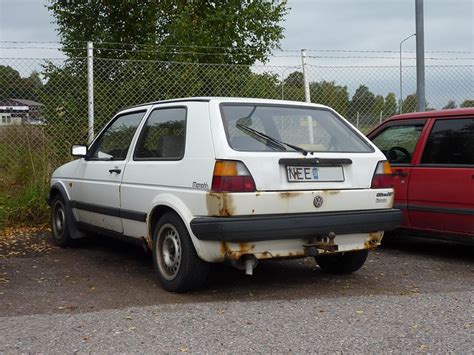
(220, 104, 372, 153)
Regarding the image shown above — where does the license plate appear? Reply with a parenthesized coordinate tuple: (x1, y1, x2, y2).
(286, 165, 344, 182)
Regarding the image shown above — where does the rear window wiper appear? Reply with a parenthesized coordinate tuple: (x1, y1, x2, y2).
(236, 123, 309, 156)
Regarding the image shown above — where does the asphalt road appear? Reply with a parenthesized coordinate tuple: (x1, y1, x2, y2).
(1, 232, 473, 353)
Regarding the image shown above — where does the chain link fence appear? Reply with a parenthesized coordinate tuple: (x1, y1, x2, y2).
(0, 48, 473, 224)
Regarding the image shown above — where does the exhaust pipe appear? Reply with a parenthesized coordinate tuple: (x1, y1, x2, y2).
(245, 258, 255, 275)
(230, 255, 258, 275)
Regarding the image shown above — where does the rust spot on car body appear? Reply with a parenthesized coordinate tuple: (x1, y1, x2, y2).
(365, 232, 383, 249)
(206, 192, 235, 216)
(220, 242, 255, 260)
(320, 190, 340, 195)
(142, 235, 153, 252)
(279, 192, 302, 199)
(68, 182, 73, 188)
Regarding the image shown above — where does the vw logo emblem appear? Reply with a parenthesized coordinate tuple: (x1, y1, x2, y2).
(313, 195, 324, 208)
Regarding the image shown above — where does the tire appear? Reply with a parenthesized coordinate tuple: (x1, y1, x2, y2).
(51, 195, 73, 247)
(315, 249, 368, 275)
(152, 212, 209, 292)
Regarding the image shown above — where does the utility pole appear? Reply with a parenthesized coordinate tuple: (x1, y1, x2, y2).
(399, 33, 416, 114)
(415, 0, 426, 111)
(87, 41, 94, 144)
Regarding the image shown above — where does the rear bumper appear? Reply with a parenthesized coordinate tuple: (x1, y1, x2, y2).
(190, 208, 402, 242)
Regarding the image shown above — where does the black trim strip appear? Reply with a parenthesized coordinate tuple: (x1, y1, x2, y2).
(279, 158, 352, 166)
(127, 98, 211, 110)
(70, 201, 147, 222)
(190, 208, 402, 242)
(406, 204, 474, 216)
(76, 222, 146, 245)
(393, 203, 407, 210)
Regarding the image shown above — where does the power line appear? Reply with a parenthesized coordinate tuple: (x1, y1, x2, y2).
(0, 41, 472, 54)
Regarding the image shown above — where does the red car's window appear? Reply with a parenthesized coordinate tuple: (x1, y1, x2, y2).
(421, 118, 474, 165)
(371, 124, 424, 164)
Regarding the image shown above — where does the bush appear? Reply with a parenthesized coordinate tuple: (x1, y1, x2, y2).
(0, 125, 57, 229)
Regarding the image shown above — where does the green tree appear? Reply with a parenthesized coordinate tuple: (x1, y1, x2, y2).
(371, 95, 385, 119)
(460, 99, 474, 108)
(280, 71, 305, 101)
(401, 94, 417, 113)
(383, 93, 398, 118)
(310, 81, 349, 117)
(349, 85, 375, 119)
(0, 66, 43, 101)
(48, 0, 288, 65)
(443, 100, 457, 109)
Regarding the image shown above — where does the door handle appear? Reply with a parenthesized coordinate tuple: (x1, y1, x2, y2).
(393, 170, 408, 177)
(109, 168, 121, 174)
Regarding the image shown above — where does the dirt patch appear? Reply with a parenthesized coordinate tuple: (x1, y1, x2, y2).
(0, 225, 56, 258)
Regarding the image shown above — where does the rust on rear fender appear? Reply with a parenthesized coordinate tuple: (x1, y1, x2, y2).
(220, 242, 306, 261)
(206, 192, 235, 216)
(364, 232, 383, 249)
(220, 242, 255, 260)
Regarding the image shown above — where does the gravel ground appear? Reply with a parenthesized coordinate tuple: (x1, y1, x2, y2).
(0, 232, 473, 353)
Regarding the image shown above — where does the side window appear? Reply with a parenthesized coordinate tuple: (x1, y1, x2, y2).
(89, 111, 145, 160)
(421, 118, 474, 165)
(371, 124, 424, 164)
(134, 107, 186, 160)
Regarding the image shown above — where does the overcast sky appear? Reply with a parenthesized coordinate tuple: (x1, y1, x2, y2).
(0, 0, 472, 107)
(1, 0, 472, 55)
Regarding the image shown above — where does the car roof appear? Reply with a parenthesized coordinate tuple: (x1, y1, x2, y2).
(386, 108, 474, 122)
(124, 97, 331, 111)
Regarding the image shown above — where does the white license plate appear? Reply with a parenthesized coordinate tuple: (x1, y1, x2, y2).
(286, 165, 344, 182)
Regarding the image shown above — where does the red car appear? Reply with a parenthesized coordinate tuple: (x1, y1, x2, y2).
(368, 108, 474, 241)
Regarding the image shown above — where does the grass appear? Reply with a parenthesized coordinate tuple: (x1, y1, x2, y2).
(0, 125, 59, 230)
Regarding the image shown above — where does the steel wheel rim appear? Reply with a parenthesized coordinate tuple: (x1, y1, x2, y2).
(53, 201, 66, 239)
(156, 223, 182, 281)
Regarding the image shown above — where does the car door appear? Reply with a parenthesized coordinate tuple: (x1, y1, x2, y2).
(408, 117, 474, 236)
(369, 120, 427, 226)
(120, 105, 192, 239)
(73, 110, 146, 233)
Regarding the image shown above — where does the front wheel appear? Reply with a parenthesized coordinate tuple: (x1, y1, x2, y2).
(152, 212, 209, 292)
(315, 249, 368, 275)
(51, 195, 73, 247)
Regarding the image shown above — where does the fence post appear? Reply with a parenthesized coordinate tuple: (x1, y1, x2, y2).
(356, 111, 360, 129)
(300, 49, 311, 103)
(87, 41, 94, 144)
(300, 49, 314, 144)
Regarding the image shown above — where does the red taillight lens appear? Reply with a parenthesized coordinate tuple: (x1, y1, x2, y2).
(371, 161, 394, 188)
(211, 160, 256, 192)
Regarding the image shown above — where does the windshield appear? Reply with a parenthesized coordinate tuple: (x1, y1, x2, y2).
(220, 104, 372, 153)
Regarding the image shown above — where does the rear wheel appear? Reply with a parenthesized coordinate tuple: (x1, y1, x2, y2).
(152, 212, 209, 292)
(51, 195, 73, 247)
(315, 249, 368, 275)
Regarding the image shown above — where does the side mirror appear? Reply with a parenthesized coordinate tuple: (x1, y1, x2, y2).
(71, 144, 88, 157)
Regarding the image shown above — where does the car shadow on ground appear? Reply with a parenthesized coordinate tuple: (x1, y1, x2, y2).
(2, 230, 473, 317)
(381, 232, 474, 262)
(58, 231, 474, 301)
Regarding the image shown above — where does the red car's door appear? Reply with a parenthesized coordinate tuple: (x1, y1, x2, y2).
(369, 120, 428, 226)
(408, 117, 474, 236)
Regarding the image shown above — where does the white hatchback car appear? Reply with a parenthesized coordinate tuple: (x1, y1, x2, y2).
(47, 97, 401, 292)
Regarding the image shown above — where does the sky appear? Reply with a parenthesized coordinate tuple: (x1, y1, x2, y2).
(0, 0, 473, 107)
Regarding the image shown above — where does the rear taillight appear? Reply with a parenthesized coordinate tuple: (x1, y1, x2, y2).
(211, 160, 256, 192)
(371, 161, 393, 188)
